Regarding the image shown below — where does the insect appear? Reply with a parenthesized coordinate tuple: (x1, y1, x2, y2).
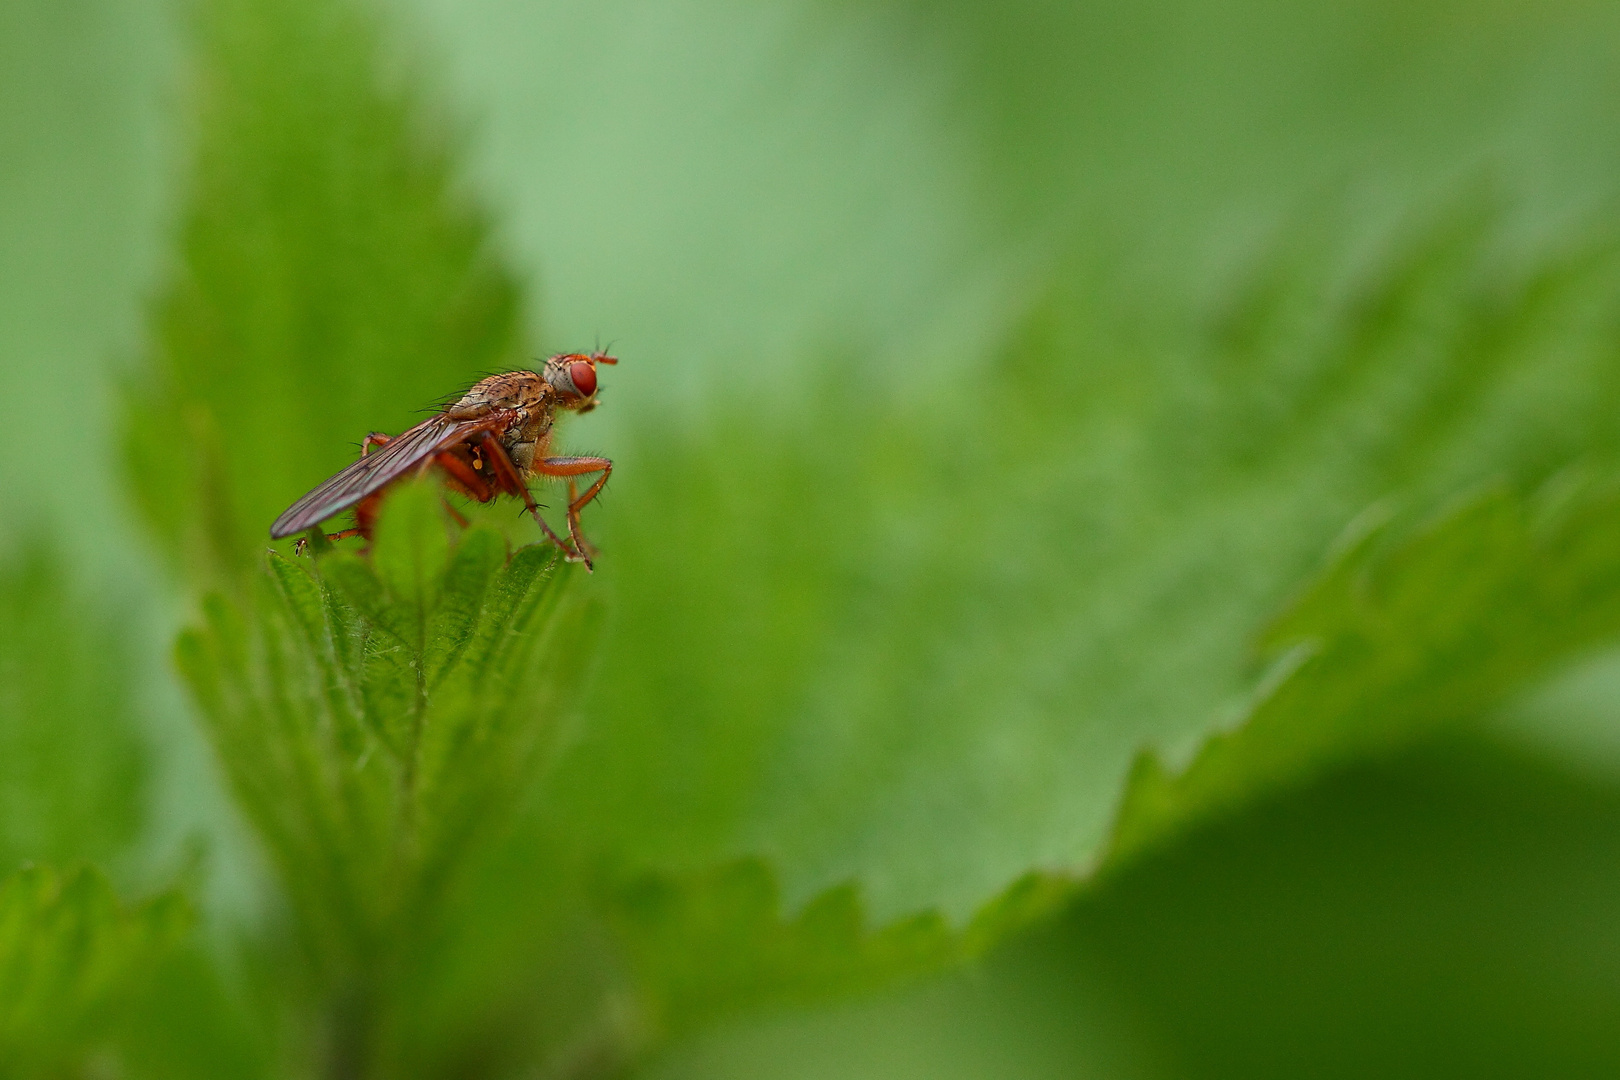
(270, 352, 616, 570)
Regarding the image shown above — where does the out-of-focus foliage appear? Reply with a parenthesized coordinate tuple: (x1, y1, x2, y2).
(124, 0, 525, 579)
(0, 0, 166, 564)
(1075, 737, 1620, 1079)
(560, 210, 1620, 919)
(10, 0, 1620, 1075)
(0, 865, 187, 1079)
(650, 736, 1620, 1080)
(0, 548, 147, 874)
(1111, 476, 1620, 868)
(647, 903, 1170, 1080)
(607, 857, 1069, 1036)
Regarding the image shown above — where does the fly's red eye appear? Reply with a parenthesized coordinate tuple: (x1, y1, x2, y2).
(569, 360, 597, 398)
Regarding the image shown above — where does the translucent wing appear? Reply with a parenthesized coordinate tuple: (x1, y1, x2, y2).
(270, 413, 492, 538)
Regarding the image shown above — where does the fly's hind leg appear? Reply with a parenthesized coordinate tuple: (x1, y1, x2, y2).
(294, 435, 394, 554)
(434, 451, 493, 502)
(476, 432, 584, 565)
(432, 449, 493, 528)
(288, 433, 398, 553)
(294, 524, 366, 556)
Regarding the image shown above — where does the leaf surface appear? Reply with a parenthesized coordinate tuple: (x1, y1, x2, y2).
(0, 547, 147, 876)
(0, 865, 187, 1078)
(545, 217, 1620, 926)
(176, 491, 599, 1071)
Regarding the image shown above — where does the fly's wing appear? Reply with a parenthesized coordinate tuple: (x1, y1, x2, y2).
(270, 414, 490, 538)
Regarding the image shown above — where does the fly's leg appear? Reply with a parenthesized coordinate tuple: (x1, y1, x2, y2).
(434, 450, 494, 503)
(431, 450, 497, 529)
(477, 432, 583, 565)
(441, 500, 470, 528)
(568, 480, 591, 562)
(337, 435, 392, 541)
(292, 434, 394, 553)
(535, 456, 612, 567)
(299, 451, 478, 552)
(353, 491, 385, 544)
(295, 524, 365, 556)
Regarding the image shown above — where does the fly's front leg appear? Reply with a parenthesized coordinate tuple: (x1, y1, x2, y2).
(477, 432, 583, 564)
(535, 456, 612, 567)
(361, 432, 392, 456)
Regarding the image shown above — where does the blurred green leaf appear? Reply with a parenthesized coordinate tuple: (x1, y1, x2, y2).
(0, 864, 188, 1079)
(547, 209, 1620, 924)
(643, 734, 1620, 1080)
(605, 858, 1069, 1039)
(0, 0, 167, 557)
(1077, 736, 1620, 1079)
(114, 943, 276, 1080)
(0, 545, 147, 875)
(642, 905, 1167, 1080)
(582, 427, 1620, 1048)
(1110, 474, 1620, 868)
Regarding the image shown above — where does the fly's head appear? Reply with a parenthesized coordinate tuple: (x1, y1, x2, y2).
(542, 351, 617, 415)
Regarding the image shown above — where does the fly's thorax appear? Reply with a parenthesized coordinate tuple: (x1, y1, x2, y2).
(502, 410, 552, 473)
(447, 371, 549, 419)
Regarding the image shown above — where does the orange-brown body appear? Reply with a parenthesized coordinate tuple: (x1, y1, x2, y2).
(271, 353, 616, 569)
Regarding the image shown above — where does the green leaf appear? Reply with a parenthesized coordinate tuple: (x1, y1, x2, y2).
(645, 736, 1620, 1080)
(0, 864, 188, 1079)
(369, 481, 455, 650)
(1108, 476, 1620, 869)
(579, 435, 1620, 1053)
(605, 859, 1069, 1039)
(580, 475, 1620, 1037)
(545, 211, 1620, 927)
(0, 545, 147, 875)
(176, 490, 593, 1071)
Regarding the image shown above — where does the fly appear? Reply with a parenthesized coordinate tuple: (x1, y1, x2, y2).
(270, 352, 616, 570)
